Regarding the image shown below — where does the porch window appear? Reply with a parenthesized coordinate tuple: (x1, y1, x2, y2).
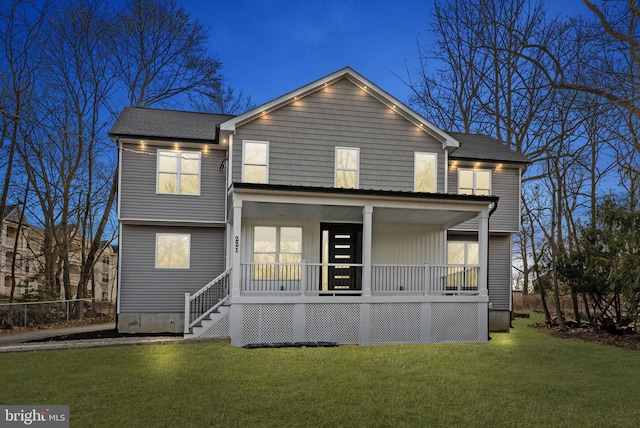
(155, 233, 190, 269)
(253, 226, 302, 279)
(157, 150, 201, 195)
(447, 241, 478, 289)
(243, 141, 269, 183)
(335, 147, 359, 188)
(415, 152, 437, 192)
(458, 168, 491, 196)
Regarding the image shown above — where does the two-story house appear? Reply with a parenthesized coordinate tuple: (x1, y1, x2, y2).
(109, 67, 530, 346)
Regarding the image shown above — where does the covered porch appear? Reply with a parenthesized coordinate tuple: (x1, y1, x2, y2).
(183, 183, 498, 345)
(229, 183, 496, 300)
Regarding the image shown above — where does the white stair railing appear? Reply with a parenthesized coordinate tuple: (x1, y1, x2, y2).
(184, 269, 231, 334)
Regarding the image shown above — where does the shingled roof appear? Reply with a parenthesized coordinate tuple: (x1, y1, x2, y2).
(108, 107, 235, 143)
(448, 132, 532, 164)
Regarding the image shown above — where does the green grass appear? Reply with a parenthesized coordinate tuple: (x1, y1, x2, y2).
(2, 313, 640, 427)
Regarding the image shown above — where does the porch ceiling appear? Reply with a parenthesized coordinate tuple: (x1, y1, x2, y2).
(233, 183, 496, 229)
(242, 201, 362, 222)
(241, 201, 481, 227)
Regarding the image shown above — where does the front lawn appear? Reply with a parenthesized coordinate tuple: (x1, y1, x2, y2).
(2, 313, 639, 427)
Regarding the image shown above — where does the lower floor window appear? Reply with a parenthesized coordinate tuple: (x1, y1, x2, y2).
(156, 233, 191, 268)
(253, 226, 302, 279)
(447, 240, 479, 289)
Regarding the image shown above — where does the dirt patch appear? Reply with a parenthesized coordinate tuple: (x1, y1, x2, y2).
(27, 329, 182, 342)
(533, 322, 640, 352)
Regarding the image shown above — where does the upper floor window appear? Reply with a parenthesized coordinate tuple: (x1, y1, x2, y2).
(102, 255, 110, 265)
(243, 141, 269, 183)
(157, 150, 201, 195)
(155, 233, 190, 269)
(102, 272, 109, 283)
(335, 147, 359, 189)
(458, 169, 491, 196)
(415, 152, 437, 193)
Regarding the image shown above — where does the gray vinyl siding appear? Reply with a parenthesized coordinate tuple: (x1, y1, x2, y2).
(449, 165, 521, 232)
(488, 233, 512, 311)
(120, 142, 226, 222)
(240, 220, 445, 266)
(119, 224, 225, 312)
(232, 78, 445, 192)
(372, 224, 445, 265)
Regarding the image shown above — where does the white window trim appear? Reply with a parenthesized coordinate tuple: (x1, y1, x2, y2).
(447, 240, 479, 267)
(252, 226, 303, 280)
(156, 149, 202, 196)
(155, 233, 191, 269)
(334, 146, 360, 188)
(242, 140, 269, 183)
(458, 168, 492, 195)
(414, 152, 438, 193)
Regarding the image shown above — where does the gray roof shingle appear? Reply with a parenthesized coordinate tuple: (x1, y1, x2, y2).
(108, 107, 235, 143)
(449, 132, 532, 164)
(108, 108, 532, 166)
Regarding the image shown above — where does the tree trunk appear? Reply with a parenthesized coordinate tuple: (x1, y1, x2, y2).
(571, 287, 581, 324)
(539, 285, 552, 323)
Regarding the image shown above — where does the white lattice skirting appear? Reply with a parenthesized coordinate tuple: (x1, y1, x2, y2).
(228, 302, 488, 346)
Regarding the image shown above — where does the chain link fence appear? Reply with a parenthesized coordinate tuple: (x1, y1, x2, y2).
(0, 298, 114, 329)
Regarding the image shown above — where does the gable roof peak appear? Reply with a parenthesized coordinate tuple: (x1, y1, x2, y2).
(219, 67, 459, 149)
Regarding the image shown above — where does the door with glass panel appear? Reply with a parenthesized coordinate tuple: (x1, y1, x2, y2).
(320, 223, 362, 292)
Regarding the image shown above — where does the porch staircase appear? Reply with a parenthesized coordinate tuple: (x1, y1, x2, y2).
(183, 269, 231, 339)
(185, 305, 230, 339)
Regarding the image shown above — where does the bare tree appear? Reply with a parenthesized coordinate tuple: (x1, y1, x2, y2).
(0, 0, 49, 227)
(112, 0, 222, 108)
(554, 1, 640, 120)
(407, 0, 563, 158)
(190, 81, 254, 115)
(405, 0, 490, 132)
(1, 0, 236, 312)
(407, 0, 625, 328)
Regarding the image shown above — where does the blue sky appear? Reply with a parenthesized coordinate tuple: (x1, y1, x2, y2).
(180, 0, 588, 109)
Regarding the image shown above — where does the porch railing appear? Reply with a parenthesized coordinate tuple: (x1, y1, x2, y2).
(427, 265, 480, 294)
(372, 265, 425, 293)
(240, 262, 480, 296)
(184, 268, 231, 334)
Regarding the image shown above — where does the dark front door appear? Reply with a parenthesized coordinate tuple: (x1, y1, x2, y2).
(321, 223, 362, 291)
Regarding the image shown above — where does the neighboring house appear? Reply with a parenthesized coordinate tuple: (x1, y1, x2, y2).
(0, 206, 118, 302)
(93, 242, 118, 302)
(0, 205, 39, 298)
(109, 67, 530, 345)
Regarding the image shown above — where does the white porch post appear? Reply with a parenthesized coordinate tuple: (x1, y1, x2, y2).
(231, 198, 243, 298)
(478, 208, 489, 296)
(362, 205, 373, 297)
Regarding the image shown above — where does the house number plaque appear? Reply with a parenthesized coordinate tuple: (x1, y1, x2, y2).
(235, 236, 239, 253)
